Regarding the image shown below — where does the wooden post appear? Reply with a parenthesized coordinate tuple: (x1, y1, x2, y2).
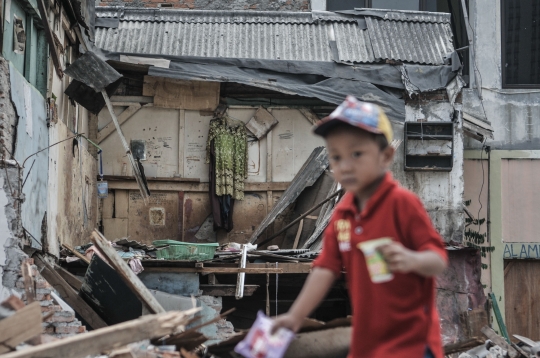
(0, 302, 42, 354)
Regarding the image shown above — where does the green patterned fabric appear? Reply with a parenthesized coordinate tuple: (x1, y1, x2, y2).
(206, 116, 248, 200)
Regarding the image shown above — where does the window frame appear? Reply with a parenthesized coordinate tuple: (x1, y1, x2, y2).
(501, 0, 540, 89)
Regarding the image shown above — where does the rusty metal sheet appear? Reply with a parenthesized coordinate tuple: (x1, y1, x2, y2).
(127, 191, 179, 245)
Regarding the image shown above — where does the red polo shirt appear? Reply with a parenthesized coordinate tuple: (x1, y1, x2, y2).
(313, 172, 447, 358)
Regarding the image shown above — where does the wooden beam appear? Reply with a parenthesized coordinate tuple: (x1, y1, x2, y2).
(98, 104, 142, 144)
(34, 255, 108, 330)
(110, 96, 154, 104)
(144, 267, 284, 274)
(54, 265, 83, 291)
(0, 309, 200, 358)
(91, 231, 165, 314)
(0, 302, 42, 354)
(21, 262, 35, 303)
(106, 181, 291, 192)
(102, 175, 200, 183)
(298, 108, 320, 125)
(62, 244, 90, 265)
(200, 284, 259, 297)
(36, 0, 62, 78)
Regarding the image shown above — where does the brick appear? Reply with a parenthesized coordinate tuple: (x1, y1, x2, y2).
(55, 326, 86, 334)
(36, 288, 52, 295)
(45, 311, 76, 323)
(36, 279, 51, 289)
(36, 293, 52, 301)
(41, 305, 62, 313)
(39, 300, 54, 307)
(44, 326, 55, 334)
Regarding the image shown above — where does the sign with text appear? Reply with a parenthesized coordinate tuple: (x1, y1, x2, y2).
(503, 243, 540, 259)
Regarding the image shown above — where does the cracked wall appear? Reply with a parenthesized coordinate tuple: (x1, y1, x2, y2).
(0, 57, 28, 301)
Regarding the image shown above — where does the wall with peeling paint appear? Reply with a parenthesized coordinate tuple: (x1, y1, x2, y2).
(393, 94, 464, 244)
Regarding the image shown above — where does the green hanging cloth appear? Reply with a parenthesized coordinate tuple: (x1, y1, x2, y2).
(206, 115, 248, 200)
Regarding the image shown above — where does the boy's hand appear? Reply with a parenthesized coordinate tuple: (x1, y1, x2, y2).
(378, 242, 418, 274)
(271, 313, 303, 335)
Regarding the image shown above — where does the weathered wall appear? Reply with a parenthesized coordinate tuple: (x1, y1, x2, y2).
(392, 92, 465, 244)
(464, 0, 540, 151)
(97, 0, 309, 10)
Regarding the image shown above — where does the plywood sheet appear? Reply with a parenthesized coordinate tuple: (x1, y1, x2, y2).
(271, 109, 324, 182)
(501, 159, 540, 243)
(103, 218, 128, 240)
(183, 192, 211, 242)
(227, 192, 269, 244)
(143, 76, 219, 110)
(246, 107, 278, 139)
(184, 111, 210, 181)
(505, 260, 540, 340)
(128, 191, 179, 244)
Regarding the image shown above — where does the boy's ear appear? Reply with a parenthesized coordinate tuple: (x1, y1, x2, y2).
(382, 145, 395, 167)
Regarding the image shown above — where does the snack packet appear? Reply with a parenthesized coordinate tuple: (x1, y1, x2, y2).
(234, 311, 295, 358)
(357, 238, 394, 283)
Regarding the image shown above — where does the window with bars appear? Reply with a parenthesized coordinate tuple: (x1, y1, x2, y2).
(502, 0, 540, 87)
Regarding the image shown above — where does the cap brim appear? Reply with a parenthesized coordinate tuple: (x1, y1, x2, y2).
(313, 117, 383, 137)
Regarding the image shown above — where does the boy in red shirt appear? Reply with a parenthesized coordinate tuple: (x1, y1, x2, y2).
(272, 96, 448, 358)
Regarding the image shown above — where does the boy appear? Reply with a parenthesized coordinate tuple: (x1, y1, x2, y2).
(272, 96, 448, 358)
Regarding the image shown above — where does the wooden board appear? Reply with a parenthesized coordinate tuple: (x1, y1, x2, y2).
(54, 265, 83, 291)
(200, 284, 259, 297)
(504, 260, 540, 340)
(127, 191, 179, 245)
(34, 255, 108, 330)
(0, 302, 42, 354)
(245, 107, 278, 139)
(91, 231, 166, 314)
(143, 76, 220, 111)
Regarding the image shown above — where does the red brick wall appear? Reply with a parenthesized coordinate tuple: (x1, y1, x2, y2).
(97, 0, 310, 10)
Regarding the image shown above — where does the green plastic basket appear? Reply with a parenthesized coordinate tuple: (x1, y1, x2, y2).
(154, 241, 219, 261)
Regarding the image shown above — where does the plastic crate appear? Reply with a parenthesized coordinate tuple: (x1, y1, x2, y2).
(154, 242, 219, 261)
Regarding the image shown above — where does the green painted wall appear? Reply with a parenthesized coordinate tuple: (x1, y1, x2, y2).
(2, 0, 47, 96)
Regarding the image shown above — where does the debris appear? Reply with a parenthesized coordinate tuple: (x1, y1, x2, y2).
(0, 309, 200, 358)
(92, 230, 165, 314)
(34, 254, 108, 330)
(480, 326, 518, 358)
(0, 301, 42, 354)
(245, 107, 278, 140)
(62, 243, 91, 265)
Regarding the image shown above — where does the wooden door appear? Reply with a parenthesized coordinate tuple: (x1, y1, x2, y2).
(504, 260, 540, 340)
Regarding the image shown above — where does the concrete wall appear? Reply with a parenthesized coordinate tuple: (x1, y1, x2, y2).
(392, 92, 465, 244)
(97, 0, 310, 10)
(464, 0, 540, 151)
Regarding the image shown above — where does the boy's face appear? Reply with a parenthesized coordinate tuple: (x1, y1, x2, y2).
(325, 125, 394, 196)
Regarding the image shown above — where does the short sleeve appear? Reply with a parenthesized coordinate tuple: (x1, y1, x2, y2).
(401, 194, 448, 264)
(312, 216, 343, 276)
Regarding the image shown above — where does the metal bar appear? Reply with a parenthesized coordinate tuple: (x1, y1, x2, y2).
(235, 245, 248, 300)
(489, 292, 510, 343)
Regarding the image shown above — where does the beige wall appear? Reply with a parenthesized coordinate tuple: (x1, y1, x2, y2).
(98, 104, 324, 244)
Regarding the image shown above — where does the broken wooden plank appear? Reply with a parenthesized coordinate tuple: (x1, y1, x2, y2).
(0, 309, 200, 358)
(298, 108, 320, 125)
(91, 230, 165, 314)
(246, 107, 278, 139)
(62, 243, 90, 265)
(110, 95, 154, 104)
(249, 147, 328, 244)
(142, 76, 220, 110)
(443, 337, 485, 355)
(481, 326, 518, 358)
(34, 255, 108, 330)
(54, 265, 83, 291)
(200, 284, 259, 297)
(36, 0, 62, 78)
(0, 302, 42, 354)
(97, 103, 142, 144)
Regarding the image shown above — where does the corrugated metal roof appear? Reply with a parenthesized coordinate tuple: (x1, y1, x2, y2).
(354, 8, 451, 23)
(366, 16, 453, 64)
(94, 7, 454, 65)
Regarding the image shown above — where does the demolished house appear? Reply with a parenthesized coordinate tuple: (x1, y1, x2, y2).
(0, 3, 496, 358)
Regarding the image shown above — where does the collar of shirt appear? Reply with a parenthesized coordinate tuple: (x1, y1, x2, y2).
(335, 171, 397, 219)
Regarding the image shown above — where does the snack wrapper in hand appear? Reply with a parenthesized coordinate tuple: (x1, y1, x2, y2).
(234, 311, 295, 358)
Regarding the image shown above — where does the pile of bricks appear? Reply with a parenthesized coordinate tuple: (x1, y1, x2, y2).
(15, 259, 87, 338)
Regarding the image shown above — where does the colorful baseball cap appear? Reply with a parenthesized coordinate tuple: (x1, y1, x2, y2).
(314, 95, 393, 143)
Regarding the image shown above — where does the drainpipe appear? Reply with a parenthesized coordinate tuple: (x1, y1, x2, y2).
(461, 0, 483, 100)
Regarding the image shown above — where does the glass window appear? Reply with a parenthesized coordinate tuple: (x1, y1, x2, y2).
(371, 0, 419, 10)
(502, 0, 540, 87)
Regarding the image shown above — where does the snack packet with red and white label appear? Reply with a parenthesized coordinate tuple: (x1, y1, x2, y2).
(234, 311, 295, 358)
